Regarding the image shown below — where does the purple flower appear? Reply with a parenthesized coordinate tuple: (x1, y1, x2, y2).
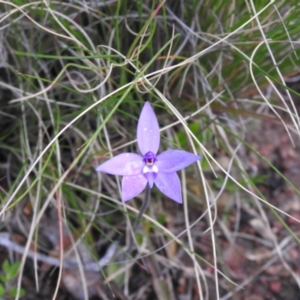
(96, 102, 200, 203)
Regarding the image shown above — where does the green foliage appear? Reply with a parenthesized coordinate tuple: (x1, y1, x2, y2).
(0, 260, 25, 299)
(213, 174, 267, 193)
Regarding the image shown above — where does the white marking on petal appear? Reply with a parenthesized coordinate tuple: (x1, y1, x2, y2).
(144, 127, 147, 131)
(143, 165, 158, 174)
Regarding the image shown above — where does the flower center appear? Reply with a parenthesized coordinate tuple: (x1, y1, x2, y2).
(142, 151, 158, 188)
(143, 151, 157, 166)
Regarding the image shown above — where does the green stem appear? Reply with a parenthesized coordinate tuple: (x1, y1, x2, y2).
(132, 183, 151, 233)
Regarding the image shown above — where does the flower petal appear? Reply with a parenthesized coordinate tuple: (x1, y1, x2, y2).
(137, 102, 160, 155)
(122, 174, 148, 202)
(156, 150, 200, 172)
(155, 172, 182, 203)
(95, 153, 143, 175)
(143, 171, 157, 188)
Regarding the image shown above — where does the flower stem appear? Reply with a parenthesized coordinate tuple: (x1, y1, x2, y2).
(112, 185, 151, 263)
(132, 183, 151, 233)
(125, 183, 150, 269)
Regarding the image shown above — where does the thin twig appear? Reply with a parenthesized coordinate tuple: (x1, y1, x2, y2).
(0, 232, 117, 272)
